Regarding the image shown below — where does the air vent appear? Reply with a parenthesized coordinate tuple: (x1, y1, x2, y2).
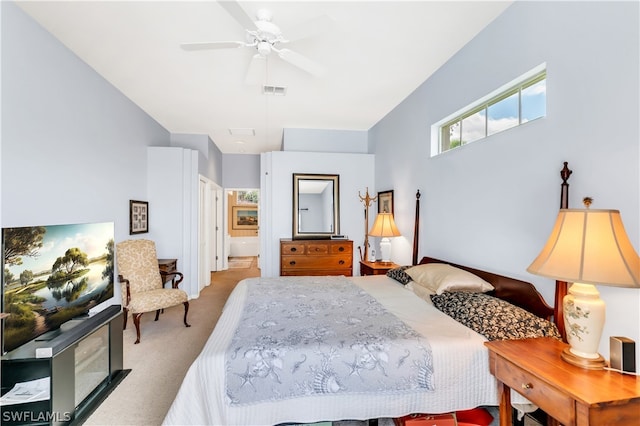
(262, 85, 287, 96)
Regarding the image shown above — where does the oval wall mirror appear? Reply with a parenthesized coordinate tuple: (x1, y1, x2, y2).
(292, 173, 340, 240)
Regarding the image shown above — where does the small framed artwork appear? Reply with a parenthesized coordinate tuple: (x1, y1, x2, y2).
(129, 200, 149, 234)
(232, 206, 258, 230)
(377, 190, 394, 214)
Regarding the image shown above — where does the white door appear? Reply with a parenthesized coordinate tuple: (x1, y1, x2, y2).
(198, 177, 210, 290)
(214, 187, 224, 271)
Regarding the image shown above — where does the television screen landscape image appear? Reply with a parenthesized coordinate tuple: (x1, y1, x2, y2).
(2, 222, 114, 354)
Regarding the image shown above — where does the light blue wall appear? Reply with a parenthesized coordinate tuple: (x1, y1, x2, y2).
(370, 1, 640, 360)
(223, 154, 261, 188)
(283, 128, 368, 153)
(260, 151, 375, 277)
(1, 1, 170, 242)
(170, 133, 223, 184)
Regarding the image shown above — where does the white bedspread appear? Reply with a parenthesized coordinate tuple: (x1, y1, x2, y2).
(163, 275, 525, 426)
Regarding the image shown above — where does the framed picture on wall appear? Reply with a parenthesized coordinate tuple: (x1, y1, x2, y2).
(129, 200, 149, 234)
(377, 190, 394, 214)
(232, 206, 258, 230)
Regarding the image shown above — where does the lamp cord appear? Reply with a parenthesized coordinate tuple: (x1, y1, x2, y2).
(603, 366, 639, 376)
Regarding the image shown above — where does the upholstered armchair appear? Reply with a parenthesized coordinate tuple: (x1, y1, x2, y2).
(116, 239, 190, 344)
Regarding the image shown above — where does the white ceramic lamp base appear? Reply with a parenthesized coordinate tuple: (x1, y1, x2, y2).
(379, 237, 391, 263)
(562, 282, 606, 369)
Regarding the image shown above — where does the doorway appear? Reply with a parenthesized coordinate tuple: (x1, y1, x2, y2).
(225, 189, 260, 270)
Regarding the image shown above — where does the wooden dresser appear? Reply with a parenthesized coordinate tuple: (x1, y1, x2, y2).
(280, 239, 353, 276)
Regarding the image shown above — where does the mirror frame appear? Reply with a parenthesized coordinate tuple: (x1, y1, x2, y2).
(292, 173, 340, 240)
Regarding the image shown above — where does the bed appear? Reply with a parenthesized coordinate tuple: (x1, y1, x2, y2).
(163, 164, 572, 426)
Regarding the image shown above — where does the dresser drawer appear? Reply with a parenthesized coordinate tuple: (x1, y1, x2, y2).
(492, 354, 574, 425)
(281, 255, 351, 271)
(281, 242, 306, 255)
(330, 243, 352, 254)
(306, 243, 329, 254)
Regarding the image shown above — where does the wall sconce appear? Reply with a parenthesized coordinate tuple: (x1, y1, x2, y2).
(369, 212, 401, 263)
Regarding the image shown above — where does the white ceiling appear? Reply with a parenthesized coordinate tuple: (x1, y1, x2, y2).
(17, 1, 512, 154)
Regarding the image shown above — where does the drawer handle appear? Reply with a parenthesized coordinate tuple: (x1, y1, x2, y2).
(521, 383, 533, 390)
(289, 261, 296, 266)
(290, 247, 297, 253)
(338, 260, 345, 265)
(338, 247, 344, 252)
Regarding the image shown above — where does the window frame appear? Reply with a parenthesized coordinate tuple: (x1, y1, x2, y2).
(433, 64, 546, 156)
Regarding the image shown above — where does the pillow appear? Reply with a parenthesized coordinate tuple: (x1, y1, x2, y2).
(430, 292, 562, 341)
(405, 263, 494, 295)
(386, 265, 412, 285)
(410, 282, 435, 301)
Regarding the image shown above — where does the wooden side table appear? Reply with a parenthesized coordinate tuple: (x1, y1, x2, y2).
(485, 337, 640, 426)
(359, 260, 399, 276)
(158, 258, 177, 287)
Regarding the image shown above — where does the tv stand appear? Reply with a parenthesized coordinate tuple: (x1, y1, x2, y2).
(1, 305, 127, 425)
(34, 331, 60, 342)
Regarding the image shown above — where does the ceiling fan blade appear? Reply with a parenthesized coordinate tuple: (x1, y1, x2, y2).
(244, 54, 266, 85)
(284, 15, 334, 42)
(277, 48, 325, 77)
(180, 41, 245, 51)
(218, 0, 257, 31)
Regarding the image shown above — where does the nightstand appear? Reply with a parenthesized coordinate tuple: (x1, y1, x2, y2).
(485, 337, 640, 426)
(359, 260, 399, 276)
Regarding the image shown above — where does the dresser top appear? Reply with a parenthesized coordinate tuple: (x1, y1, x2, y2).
(280, 238, 352, 242)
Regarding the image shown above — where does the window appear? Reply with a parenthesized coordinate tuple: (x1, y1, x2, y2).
(436, 66, 546, 154)
(236, 190, 259, 204)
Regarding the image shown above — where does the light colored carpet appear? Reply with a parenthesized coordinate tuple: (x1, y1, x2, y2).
(84, 260, 260, 426)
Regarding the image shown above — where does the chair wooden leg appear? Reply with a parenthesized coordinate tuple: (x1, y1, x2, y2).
(133, 313, 143, 344)
(183, 301, 191, 327)
(123, 307, 129, 330)
(155, 309, 161, 321)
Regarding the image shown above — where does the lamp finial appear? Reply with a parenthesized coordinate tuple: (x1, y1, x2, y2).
(582, 197, 593, 208)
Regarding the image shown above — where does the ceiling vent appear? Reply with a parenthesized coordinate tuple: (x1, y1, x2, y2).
(263, 85, 287, 96)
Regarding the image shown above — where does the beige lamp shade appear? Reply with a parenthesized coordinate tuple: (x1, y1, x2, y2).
(369, 213, 401, 238)
(527, 209, 640, 288)
(369, 213, 401, 263)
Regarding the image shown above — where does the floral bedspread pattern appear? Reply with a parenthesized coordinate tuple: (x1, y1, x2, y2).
(225, 276, 435, 405)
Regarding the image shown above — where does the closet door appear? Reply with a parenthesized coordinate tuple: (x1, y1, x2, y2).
(147, 146, 200, 298)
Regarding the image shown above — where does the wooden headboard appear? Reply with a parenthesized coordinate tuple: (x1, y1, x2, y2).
(417, 257, 554, 322)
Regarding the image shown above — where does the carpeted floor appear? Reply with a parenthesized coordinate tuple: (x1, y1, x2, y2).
(83, 259, 260, 425)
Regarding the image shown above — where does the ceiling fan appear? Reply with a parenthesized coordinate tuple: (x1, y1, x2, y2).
(181, 1, 330, 82)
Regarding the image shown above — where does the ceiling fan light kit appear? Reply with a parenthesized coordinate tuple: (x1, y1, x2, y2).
(180, 1, 327, 78)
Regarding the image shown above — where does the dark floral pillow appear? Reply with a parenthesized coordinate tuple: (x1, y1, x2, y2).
(430, 292, 561, 341)
(386, 265, 412, 285)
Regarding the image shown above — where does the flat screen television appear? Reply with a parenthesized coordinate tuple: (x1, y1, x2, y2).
(2, 222, 114, 354)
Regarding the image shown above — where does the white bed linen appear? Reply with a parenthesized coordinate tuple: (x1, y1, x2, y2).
(163, 275, 525, 426)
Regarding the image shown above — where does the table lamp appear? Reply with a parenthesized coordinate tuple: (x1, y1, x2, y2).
(527, 203, 640, 369)
(369, 212, 401, 263)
